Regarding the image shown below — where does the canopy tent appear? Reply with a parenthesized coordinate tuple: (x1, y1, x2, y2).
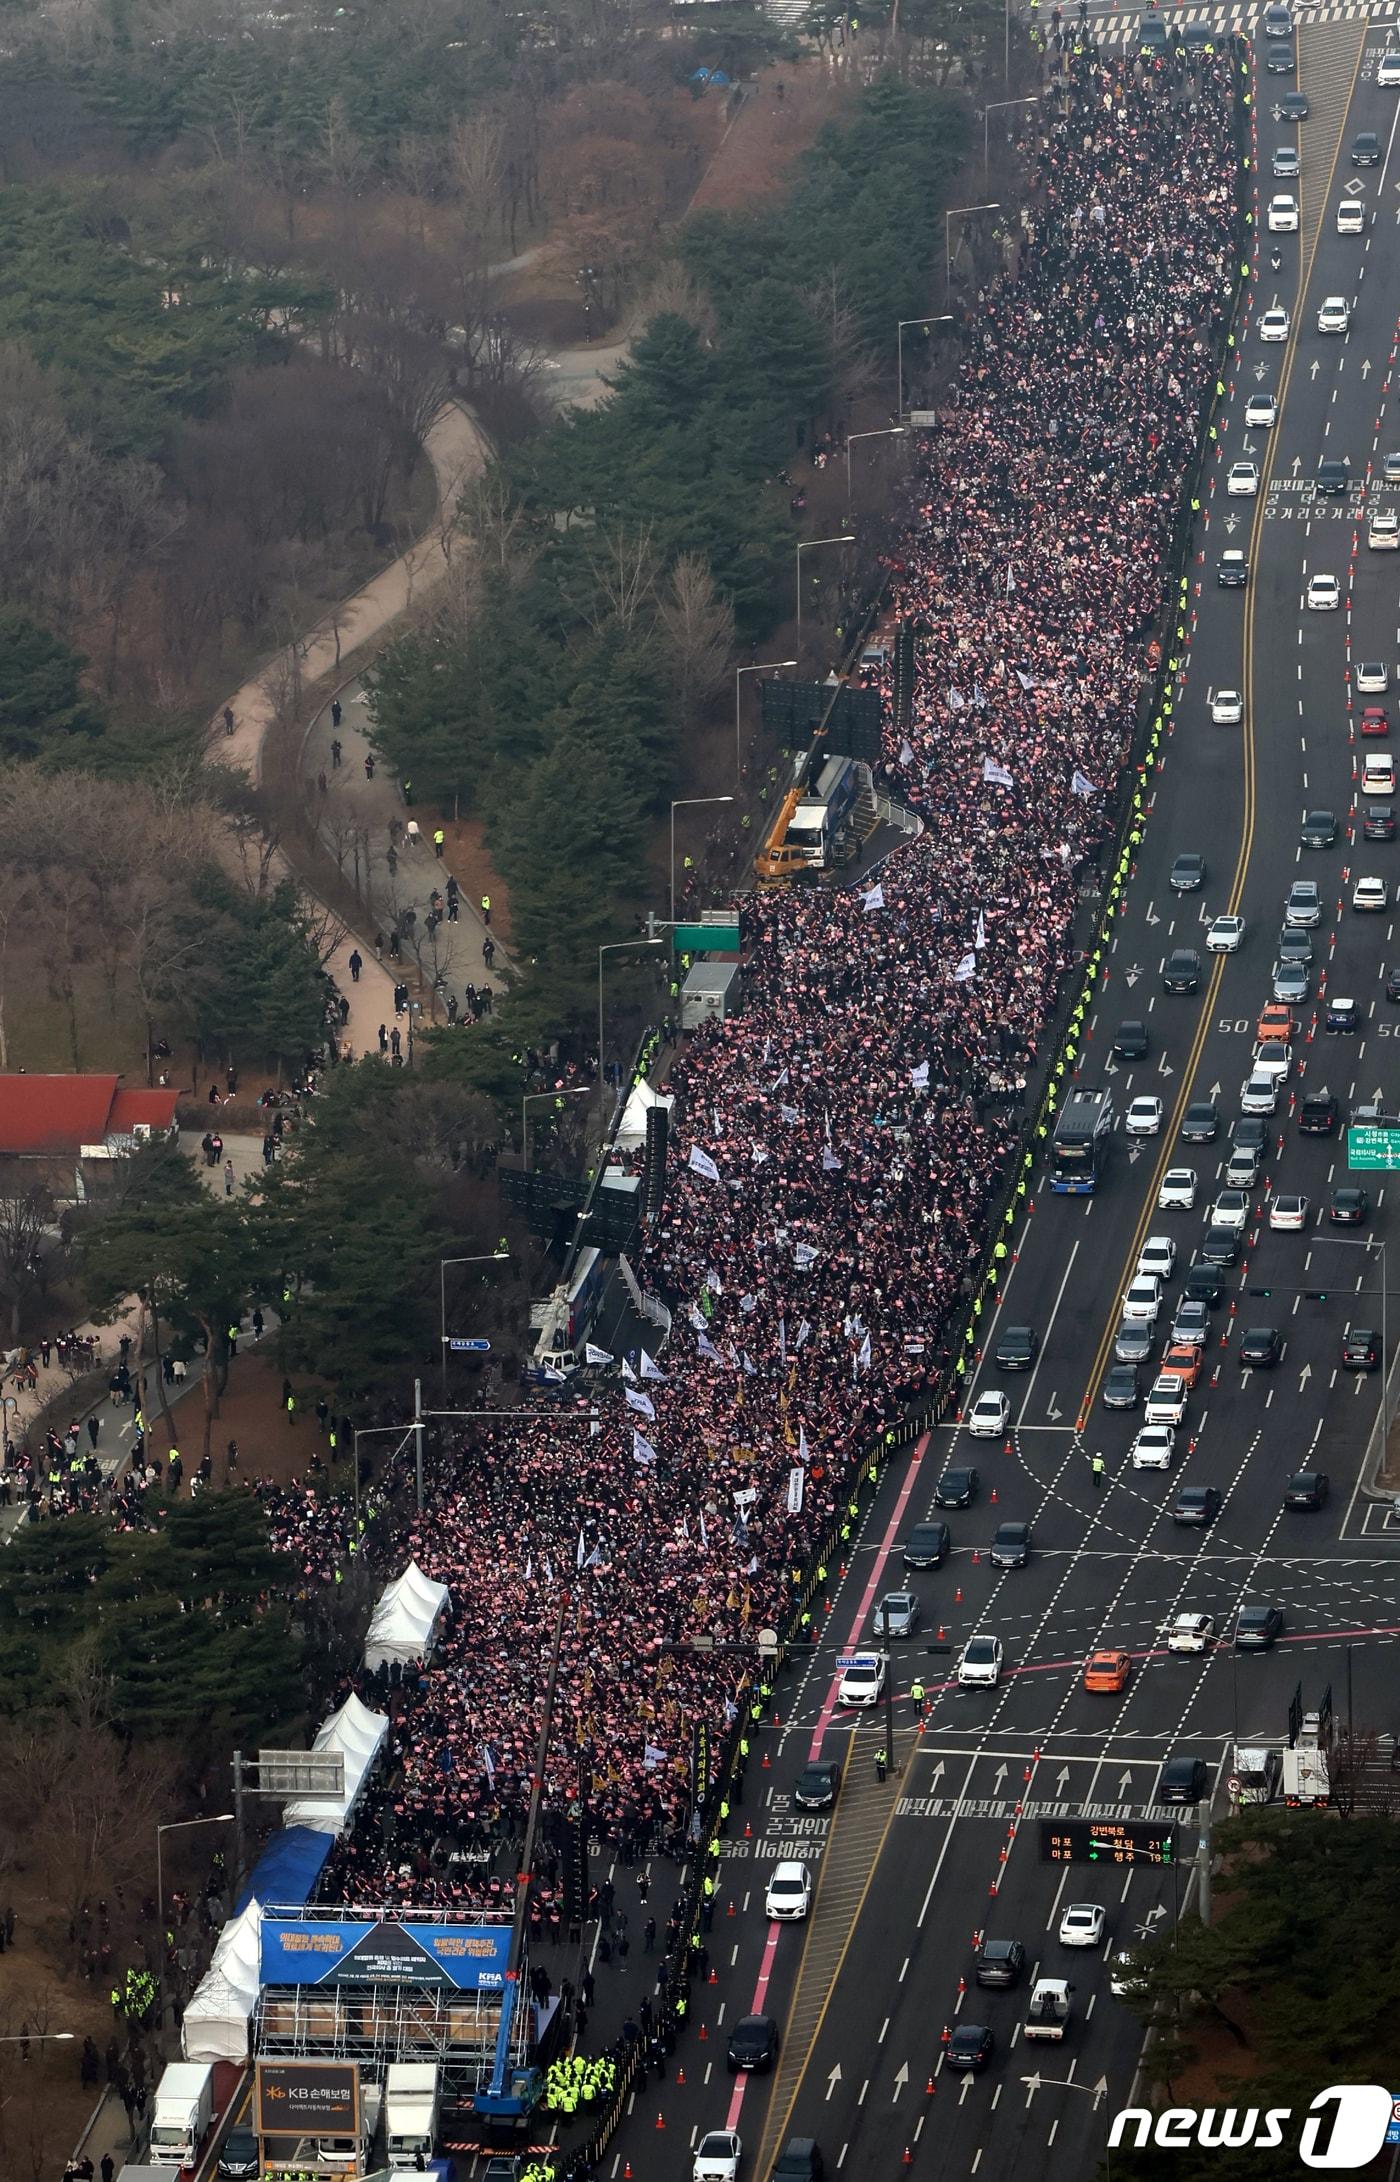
(282, 1691, 388, 1835)
(181, 1900, 261, 2063)
(363, 1559, 451, 1671)
(614, 1078, 673, 1151)
(234, 1823, 333, 1918)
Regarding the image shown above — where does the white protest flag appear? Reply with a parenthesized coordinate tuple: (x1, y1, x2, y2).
(1071, 768, 1100, 797)
(975, 910, 987, 951)
(795, 1318, 813, 1349)
(688, 1145, 722, 1183)
(585, 1342, 614, 1367)
(822, 1146, 843, 1172)
(699, 1510, 709, 1549)
(687, 1302, 707, 1332)
(778, 1315, 787, 1362)
(752, 1143, 770, 1165)
(786, 1467, 806, 1515)
(741, 1352, 756, 1375)
(706, 1268, 725, 1296)
(523, 1555, 533, 1582)
(857, 1331, 872, 1371)
(542, 1365, 567, 1383)
(780, 1103, 801, 1124)
(972, 679, 987, 708)
(640, 1350, 667, 1381)
(910, 1061, 930, 1091)
(632, 1430, 659, 1466)
(482, 1744, 496, 1785)
(798, 1425, 810, 1465)
(771, 1068, 790, 1091)
(621, 1356, 636, 1382)
(1015, 668, 1037, 692)
(739, 1293, 758, 1316)
(952, 951, 977, 983)
(696, 1332, 724, 1364)
(576, 1530, 586, 1569)
(625, 1386, 656, 1421)
(793, 1241, 820, 1270)
(983, 756, 1014, 787)
(643, 1742, 667, 1771)
(947, 687, 966, 712)
(899, 737, 916, 769)
(862, 883, 885, 913)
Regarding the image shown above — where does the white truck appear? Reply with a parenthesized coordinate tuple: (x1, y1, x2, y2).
(148, 2060, 214, 2168)
(1283, 1709, 1330, 1806)
(1022, 1978, 1073, 2042)
(385, 2061, 440, 2169)
(317, 2081, 382, 2171)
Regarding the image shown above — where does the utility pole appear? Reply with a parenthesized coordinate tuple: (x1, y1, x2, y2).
(413, 1376, 424, 1514)
(1196, 1801, 1212, 1925)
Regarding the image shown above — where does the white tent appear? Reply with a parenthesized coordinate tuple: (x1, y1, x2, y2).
(615, 1079, 673, 1151)
(282, 1691, 388, 1835)
(181, 1899, 262, 2063)
(363, 1559, 451, 1671)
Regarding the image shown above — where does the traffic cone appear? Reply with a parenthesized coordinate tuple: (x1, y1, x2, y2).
(677, 2067, 686, 2086)
(656, 2113, 666, 2131)
(926, 2074, 937, 2095)
(709, 1967, 718, 1983)
(971, 1548, 981, 1563)
(936, 1623, 946, 1641)
(941, 2024, 951, 2046)
(624, 2165, 633, 2180)
(727, 1901, 736, 1918)
(762, 1752, 770, 1768)
(903, 2147, 914, 2166)
(699, 2023, 708, 2040)
(744, 1820, 752, 1838)
(1003, 1437, 1012, 1455)
(954, 1585, 963, 1604)
(990, 1487, 998, 1503)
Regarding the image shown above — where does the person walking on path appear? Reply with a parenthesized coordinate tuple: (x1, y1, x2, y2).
(348, 949, 363, 983)
(433, 828, 445, 858)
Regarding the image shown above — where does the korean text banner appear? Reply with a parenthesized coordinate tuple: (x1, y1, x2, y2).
(259, 1916, 511, 1990)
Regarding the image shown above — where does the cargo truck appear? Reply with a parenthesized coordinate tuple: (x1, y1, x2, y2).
(386, 2061, 441, 2170)
(1283, 1710, 1330, 1806)
(149, 2061, 214, 2169)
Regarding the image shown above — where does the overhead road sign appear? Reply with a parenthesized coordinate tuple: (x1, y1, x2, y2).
(1040, 1819, 1177, 1865)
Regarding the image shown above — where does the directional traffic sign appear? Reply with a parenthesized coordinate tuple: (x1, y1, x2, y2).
(836, 1654, 877, 1669)
(1040, 1819, 1176, 1865)
(1348, 1125, 1400, 1170)
(446, 1337, 492, 1353)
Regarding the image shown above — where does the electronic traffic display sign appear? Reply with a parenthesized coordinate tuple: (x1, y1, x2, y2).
(1039, 1819, 1177, 1865)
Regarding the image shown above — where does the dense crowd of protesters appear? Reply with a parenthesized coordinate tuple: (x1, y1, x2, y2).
(320, 48, 1242, 1906)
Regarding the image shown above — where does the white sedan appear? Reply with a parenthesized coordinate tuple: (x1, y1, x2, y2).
(1121, 1275, 1163, 1324)
(1252, 1041, 1291, 1081)
(1307, 572, 1341, 610)
(1166, 1612, 1216, 1654)
(1207, 913, 1245, 952)
(1159, 1168, 1199, 1210)
(1369, 512, 1400, 550)
(765, 1862, 813, 1921)
(1227, 461, 1259, 497)
(1267, 193, 1299, 231)
(1259, 307, 1291, 342)
(1269, 1192, 1310, 1230)
(1211, 689, 1243, 725)
(838, 1653, 888, 1706)
(1126, 1095, 1164, 1138)
(1059, 1903, 1107, 1948)
(695, 2132, 743, 2182)
(1207, 1190, 1251, 1233)
(1244, 393, 1278, 428)
(1130, 1424, 1176, 1470)
(1137, 1235, 1176, 1282)
(1357, 662, 1391, 693)
(967, 1389, 1011, 1438)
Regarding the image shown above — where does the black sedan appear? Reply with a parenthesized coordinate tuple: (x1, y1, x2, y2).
(1181, 1100, 1219, 1142)
(902, 1521, 950, 1568)
(794, 1761, 841, 1810)
(945, 2024, 996, 2073)
(994, 1324, 1038, 1371)
(1113, 1020, 1149, 1058)
(1330, 1186, 1369, 1225)
(1284, 1471, 1330, 1509)
(1163, 948, 1201, 993)
(934, 1466, 979, 1508)
(1300, 809, 1337, 849)
(1239, 1326, 1284, 1368)
(1170, 853, 1205, 892)
(1171, 1485, 1221, 1527)
(1235, 1603, 1284, 1650)
(727, 2015, 779, 2073)
(1103, 1363, 1141, 1410)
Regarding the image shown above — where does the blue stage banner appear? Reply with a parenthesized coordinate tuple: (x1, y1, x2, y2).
(259, 1916, 511, 1991)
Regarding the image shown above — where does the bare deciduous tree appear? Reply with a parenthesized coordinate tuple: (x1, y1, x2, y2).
(657, 553, 735, 730)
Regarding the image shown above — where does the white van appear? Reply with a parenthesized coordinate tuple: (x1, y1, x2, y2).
(1364, 752, 1397, 797)
(1337, 199, 1366, 235)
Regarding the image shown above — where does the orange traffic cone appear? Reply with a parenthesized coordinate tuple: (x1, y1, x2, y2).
(709, 1967, 718, 1983)
(677, 2067, 686, 2086)
(624, 2165, 633, 2180)
(903, 2149, 914, 2167)
(926, 2074, 937, 2095)
(699, 2023, 708, 2041)
(762, 1752, 770, 1768)
(744, 1820, 752, 1839)
(727, 1900, 736, 1917)
(954, 1585, 963, 1605)
(656, 2113, 666, 2131)
(990, 1486, 999, 1503)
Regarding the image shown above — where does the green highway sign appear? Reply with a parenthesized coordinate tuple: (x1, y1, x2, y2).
(673, 922, 741, 954)
(1348, 1126, 1400, 1171)
(1041, 1819, 1176, 1866)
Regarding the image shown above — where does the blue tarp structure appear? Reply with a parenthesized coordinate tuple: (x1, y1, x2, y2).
(235, 1824, 333, 1916)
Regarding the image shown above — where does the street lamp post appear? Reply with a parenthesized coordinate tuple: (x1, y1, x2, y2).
(945, 204, 1001, 299)
(439, 1248, 509, 1402)
(351, 1421, 416, 1522)
(735, 660, 797, 783)
(896, 316, 954, 420)
(845, 427, 909, 506)
(795, 535, 855, 642)
(597, 939, 665, 1131)
(156, 1813, 234, 2048)
(982, 95, 1038, 176)
(670, 795, 735, 923)
(522, 1085, 593, 1173)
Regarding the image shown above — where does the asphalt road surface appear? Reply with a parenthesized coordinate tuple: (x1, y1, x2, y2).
(585, 17, 1400, 2182)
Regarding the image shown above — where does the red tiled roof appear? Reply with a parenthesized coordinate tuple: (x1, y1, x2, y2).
(0, 1075, 176, 1156)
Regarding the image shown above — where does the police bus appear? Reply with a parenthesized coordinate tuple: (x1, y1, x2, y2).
(1050, 1086, 1114, 1194)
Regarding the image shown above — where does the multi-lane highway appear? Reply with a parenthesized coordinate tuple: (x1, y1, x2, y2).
(589, 17, 1400, 2182)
